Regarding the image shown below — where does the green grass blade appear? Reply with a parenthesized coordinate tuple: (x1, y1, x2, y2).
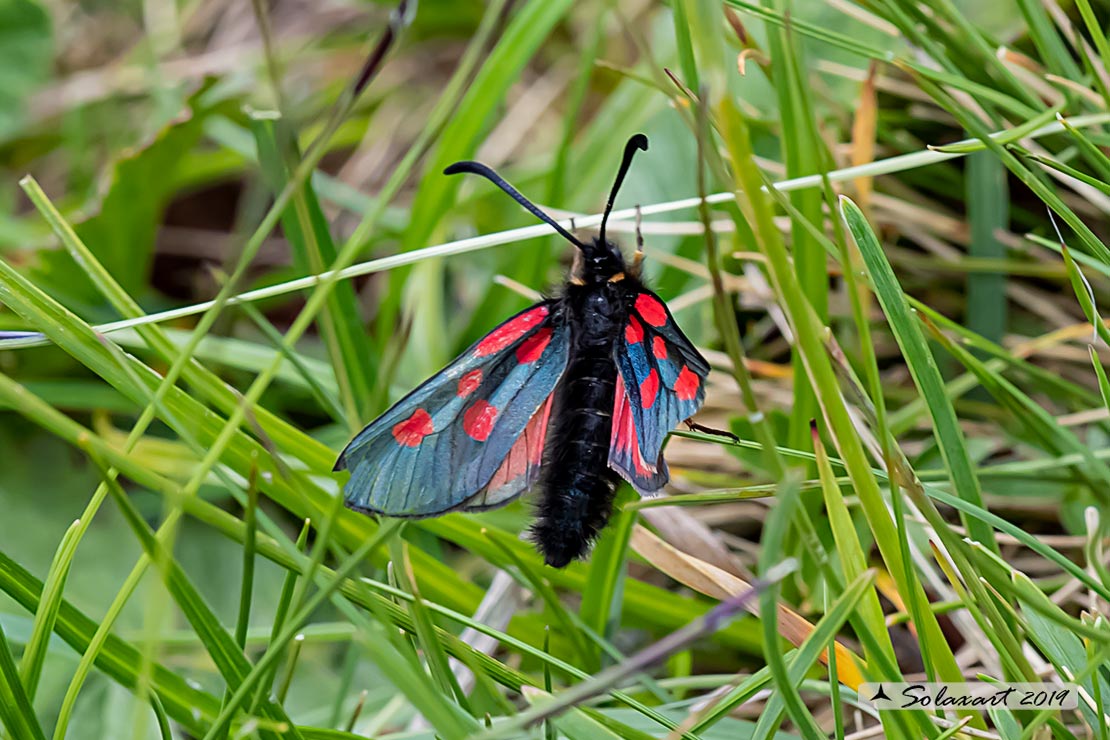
(1091, 346, 1110, 418)
(891, 298, 1104, 435)
(720, 97, 964, 690)
(1060, 242, 1110, 347)
(1021, 594, 1110, 732)
(0, 619, 45, 740)
(1020, 150, 1110, 198)
(149, 693, 173, 740)
(915, 74, 1110, 267)
(965, 151, 1009, 347)
(1075, 0, 1110, 84)
(723, 0, 1035, 118)
(251, 518, 311, 713)
(1014, 0, 1082, 79)
(485, 537, 592, 668)
(580, 487, 636, 671)
(930, 105, 1064, 154)
(198, 520, 431, 740)
(236, 469, 259, 650)
(520, 687, 624, 740)
(917, 483, 1110, 603)
(672, 0, 699, 90)
(235, 301, 347, 422)
(250, 112, 374, 427)
(765, 7, 830, 458)
(840, 195, 997, 553)
(0, 547, 219, 734)
(0, 235, 484, 621)
(18, 175, 338, 472)
(85, 445, 302, 740)
(390, 540, 472, 711)
(17, 517, 81, 702)
(0, 260, 755, 659)
(752, 568, 881, 740)
(379, 0, 574, 369)
(755, 477, 823, 740)
(922, 315, 1110, 499)
(812, 425, 895, 664)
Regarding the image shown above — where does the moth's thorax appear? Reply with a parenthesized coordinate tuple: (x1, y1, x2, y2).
(562, 277, 633, 354)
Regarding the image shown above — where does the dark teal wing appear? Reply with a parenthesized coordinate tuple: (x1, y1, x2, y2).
(611, 289, 708, 490)
(337, 301, 568, 516)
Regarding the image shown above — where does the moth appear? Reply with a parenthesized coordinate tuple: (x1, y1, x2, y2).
(336, 134, 709, 567)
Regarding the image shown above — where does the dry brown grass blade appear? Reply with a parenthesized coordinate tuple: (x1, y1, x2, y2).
(640, 506, 750, 578)
(630, 525, 865, 688)
(875, 569, 915, 635)
(850, 61, 879, 213)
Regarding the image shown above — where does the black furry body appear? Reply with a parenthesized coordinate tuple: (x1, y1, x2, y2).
(531, 253, 641, 567)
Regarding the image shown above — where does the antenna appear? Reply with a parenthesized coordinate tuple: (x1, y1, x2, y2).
(444, 161, 587, 249)
(599, 134, 649, 244)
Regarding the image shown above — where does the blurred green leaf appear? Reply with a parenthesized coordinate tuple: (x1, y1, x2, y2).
(29, 94, 214, 309)
(0, 0, 50, 141)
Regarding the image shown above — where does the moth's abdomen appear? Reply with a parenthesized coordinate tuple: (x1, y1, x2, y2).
(533, 287, 624, 567)
(533, 359, 619, 567)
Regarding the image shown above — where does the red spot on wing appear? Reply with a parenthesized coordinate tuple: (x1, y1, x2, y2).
(392, 409, 433, 447)
(635, 293, 668, 327)
(475, 306, 549, 357)
(463, 400, 499, 441)
(457, 369, 483, 397)
(611, 376, 657, 477)
(639, 369, 659, 409)
(675, 366, 700, 401)
(652, 335, 668, 360)
(516, 327, 552, 364)
(612, 376, 633, 453)
(625, 315, 644, 344)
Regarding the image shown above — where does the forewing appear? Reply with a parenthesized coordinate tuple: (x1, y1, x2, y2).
(612, 289, 708, 476)
(337, 301, 567, 516)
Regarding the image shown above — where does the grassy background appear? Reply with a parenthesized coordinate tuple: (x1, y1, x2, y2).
(2, 0, 1110, 738)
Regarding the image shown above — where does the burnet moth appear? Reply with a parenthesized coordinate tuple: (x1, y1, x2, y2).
(335, 134, 709, 567)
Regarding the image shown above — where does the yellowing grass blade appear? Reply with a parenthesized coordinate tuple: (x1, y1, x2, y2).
(630, 525, 865, 689)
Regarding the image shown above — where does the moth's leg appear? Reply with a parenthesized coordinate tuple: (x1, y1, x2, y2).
(630, 205, 645, 277)
(684, 418, 740, 443)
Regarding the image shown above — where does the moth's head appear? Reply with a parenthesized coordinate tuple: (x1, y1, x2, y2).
(444, 134, 649, 282)
(574, 235, 627, 281)
(591, 236, 625, 259)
